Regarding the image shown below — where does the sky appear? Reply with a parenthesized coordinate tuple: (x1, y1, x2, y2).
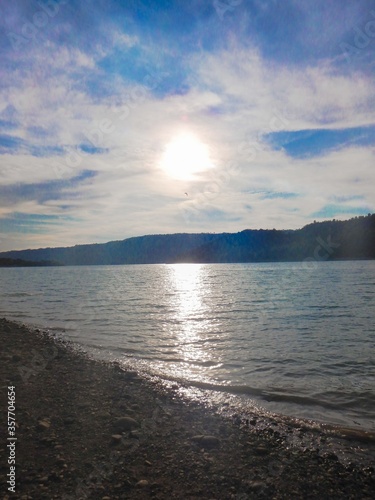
(0, 0, 375, 251)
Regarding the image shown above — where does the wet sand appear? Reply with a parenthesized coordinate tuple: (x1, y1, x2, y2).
(0, 317, 374, 499)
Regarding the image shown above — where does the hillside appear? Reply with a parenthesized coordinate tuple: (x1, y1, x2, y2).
(0, 214, 374, 266)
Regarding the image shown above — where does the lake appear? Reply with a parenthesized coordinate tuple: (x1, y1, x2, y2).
(1, 261, 374, 433)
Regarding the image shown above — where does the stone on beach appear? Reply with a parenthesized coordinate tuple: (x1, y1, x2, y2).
(191, 435, 221, 448)
(113, 416, 140, 432)
(255, 445, 269, 455)
(136, 479, 149, 487)
(111, 434, 123, 444)
(37, 420, 51, 431)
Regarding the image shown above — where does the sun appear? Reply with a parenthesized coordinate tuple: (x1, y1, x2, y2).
(161, 133, 214, 180)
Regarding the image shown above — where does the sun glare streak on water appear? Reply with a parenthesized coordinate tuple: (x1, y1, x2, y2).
(161, 264, 228, 384)
(169, 264, 211, 364)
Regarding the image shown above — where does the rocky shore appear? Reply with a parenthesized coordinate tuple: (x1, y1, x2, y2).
(0, 317, 374, 499)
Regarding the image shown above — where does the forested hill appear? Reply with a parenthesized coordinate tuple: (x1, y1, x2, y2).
(0, 214, 374, 266)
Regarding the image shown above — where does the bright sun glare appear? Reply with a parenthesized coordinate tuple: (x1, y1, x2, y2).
(161, 133, 214, 180)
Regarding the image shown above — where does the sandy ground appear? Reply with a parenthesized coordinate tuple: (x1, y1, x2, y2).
(0, 317, 374, 499)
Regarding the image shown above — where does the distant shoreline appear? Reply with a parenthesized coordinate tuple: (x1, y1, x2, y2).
(1, 257, 374, 268)
(1, 214, 374, 266)
(0, 258, 63, 268)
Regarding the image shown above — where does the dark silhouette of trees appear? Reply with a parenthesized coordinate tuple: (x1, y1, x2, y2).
(0, 215, 374, 266)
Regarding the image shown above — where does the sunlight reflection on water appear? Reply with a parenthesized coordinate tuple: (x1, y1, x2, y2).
(158, 264, 225, 382)
(169, 264, 212, 363)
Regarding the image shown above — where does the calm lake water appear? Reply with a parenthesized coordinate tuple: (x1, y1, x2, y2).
(1, 261, 374, 433)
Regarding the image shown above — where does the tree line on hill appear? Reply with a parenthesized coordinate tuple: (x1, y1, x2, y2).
(0, 214, 374, 266)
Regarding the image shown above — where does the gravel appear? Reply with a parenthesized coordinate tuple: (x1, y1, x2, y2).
(0, 317, 374, 499)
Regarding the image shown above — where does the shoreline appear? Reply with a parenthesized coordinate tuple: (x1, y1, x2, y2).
(1, 318, 374, 499)
(3, 313, 374, 440)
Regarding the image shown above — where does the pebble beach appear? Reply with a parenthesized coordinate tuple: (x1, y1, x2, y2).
(0, 317, 374, 499)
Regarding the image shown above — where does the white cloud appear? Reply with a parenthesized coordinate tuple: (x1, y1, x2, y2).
(113, 32, 139, 48)
(195, 48, 375, 130)
(1, 41, 374, 250)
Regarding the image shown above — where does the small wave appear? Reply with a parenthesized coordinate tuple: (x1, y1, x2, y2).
(2, 292, 44, 297)
(143, 372, 375, 430)
(44, 326, 78, 332)
(125, 355, 223, 369)
(150, 375, 375, 442)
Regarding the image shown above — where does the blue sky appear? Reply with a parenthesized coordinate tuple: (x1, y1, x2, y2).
(0, 0, 374, 251)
